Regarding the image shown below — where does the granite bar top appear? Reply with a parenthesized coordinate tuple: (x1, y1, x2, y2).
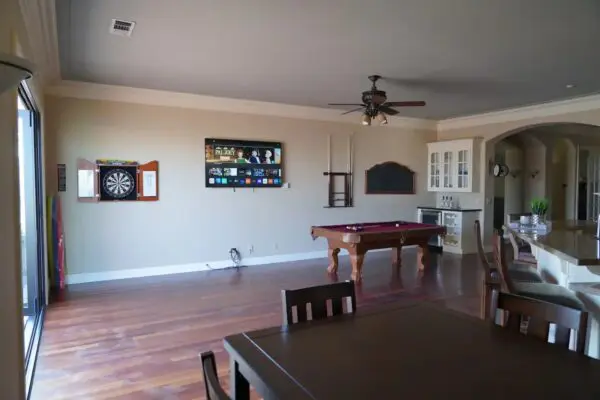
(417, 206, 482, 212)
(506, 220, 600, 266)
(570, 282, 600, 296)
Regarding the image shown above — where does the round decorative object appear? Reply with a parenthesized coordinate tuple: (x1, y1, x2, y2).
(492, 163, 509, 177)
(102, 168, 135, 199)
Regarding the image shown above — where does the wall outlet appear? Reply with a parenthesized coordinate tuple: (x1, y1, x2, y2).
(248, 245, 254, 254)
(282, 182, 290, 189)
(274, 243, 279, 250)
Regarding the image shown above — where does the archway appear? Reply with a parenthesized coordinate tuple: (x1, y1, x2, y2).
(479, 122, 600, 244)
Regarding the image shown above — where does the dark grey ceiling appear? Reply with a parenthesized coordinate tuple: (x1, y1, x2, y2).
(55, 0, 600, 119)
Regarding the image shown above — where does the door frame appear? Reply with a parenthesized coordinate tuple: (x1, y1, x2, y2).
(18, 82, 46, 399)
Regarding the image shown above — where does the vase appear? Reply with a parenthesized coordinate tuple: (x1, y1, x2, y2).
(532, 214, 543, 225)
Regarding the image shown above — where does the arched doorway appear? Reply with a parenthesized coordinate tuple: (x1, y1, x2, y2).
(487, 122, 600, 231)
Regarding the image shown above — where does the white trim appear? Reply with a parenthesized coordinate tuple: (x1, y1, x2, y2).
(65, 247, 415, 284)
(438, 94, 600, 131)
(45, 80, 438, 130)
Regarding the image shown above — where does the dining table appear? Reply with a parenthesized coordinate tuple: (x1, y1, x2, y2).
(224, 301, 600, 399)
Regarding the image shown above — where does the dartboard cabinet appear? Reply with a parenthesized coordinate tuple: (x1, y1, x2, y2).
(76, 158, 160, 202)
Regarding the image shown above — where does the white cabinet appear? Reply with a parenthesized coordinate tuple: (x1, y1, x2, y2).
(441, 210, 479, 255)
(427, 138, 480, 192)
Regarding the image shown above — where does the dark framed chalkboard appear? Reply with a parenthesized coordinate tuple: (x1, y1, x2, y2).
(365, 162, 415, 194)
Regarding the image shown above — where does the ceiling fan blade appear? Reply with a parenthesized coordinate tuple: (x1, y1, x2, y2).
(379, 106, 399, 116)
(328, 103, 365, 106)
(341, 107, 365, 115)
(383, 101, 426, 107)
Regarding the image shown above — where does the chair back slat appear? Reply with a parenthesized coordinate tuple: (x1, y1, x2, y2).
(282, 281, 356, 325)
(200, 351, 230, 400)
(555, 325, 572, 347)
(505, 312, 522, 333)
(491, 290, 589, 353)
(296, 302, 308, 323)
(331, 297, 343, 316)
(311, 300, 328, 320)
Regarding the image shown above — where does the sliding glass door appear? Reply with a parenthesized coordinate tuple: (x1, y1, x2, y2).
(18, 85, 45, 396)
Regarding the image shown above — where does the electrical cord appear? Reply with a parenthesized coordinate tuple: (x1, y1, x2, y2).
(229, 248, 242, 268)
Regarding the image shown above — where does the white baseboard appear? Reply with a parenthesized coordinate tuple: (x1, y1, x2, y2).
(65, 247, 412, 284)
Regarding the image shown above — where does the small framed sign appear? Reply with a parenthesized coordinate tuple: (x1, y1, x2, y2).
(57, 164, 66, 192)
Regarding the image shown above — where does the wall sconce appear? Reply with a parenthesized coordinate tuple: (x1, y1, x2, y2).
(509, 169, 522, 178)
(530, 170, 540, 179)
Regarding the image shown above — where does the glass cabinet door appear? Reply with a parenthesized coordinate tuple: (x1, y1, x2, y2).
(430, 152, 441, 189)
(442, 212, 460, 246)
(457, 150, 469, 189)
(443, 151, 454, 188)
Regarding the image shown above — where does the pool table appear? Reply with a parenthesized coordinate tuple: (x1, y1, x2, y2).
(311, 221, 446, 282)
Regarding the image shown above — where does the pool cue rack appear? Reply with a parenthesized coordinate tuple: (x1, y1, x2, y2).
(323, 172, 353, 208)
(323, 133, 354, 208)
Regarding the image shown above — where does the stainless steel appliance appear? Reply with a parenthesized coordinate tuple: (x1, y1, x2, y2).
(418, 208, 443, 248)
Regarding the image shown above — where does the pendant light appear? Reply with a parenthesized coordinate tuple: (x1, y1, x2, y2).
(361, 113, 371, 126)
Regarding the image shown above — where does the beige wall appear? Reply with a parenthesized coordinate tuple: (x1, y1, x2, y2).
(522, 141, 547, 208)
(504, 147, 523, 217)
(45, 96, 436, 278)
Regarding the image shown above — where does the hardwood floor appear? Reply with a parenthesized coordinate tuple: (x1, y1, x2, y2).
(31, 249, 483, 399)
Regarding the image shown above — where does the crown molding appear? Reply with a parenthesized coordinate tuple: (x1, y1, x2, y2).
(438, 93, 600, 131)
(18, 0, 61, 87)
(45, 80, 438, 130)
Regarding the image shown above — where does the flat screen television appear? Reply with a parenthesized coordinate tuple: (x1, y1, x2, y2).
(205, 138, 283, 188)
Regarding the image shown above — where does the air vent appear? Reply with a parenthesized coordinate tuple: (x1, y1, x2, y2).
(109, 19, 135, 37)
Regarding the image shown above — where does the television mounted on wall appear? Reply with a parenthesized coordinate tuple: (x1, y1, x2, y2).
(205, 138, 283, 188)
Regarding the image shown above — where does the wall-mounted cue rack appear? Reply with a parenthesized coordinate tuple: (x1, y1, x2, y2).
(76, 158, 160, 202)
(323, 134, 354, 208)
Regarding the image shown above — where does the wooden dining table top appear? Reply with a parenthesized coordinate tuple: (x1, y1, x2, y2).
(224, 301, 600, 399)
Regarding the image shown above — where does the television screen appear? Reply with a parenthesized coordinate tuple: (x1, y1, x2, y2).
(205, 138, 283, 188)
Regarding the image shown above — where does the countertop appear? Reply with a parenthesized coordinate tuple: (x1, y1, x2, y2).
(506, 220, 600, 266)
(417, 206, 482, 212)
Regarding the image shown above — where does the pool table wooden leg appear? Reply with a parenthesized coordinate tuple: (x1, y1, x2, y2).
(350, 252, 365, 282)
(391, 247, 402, 267)
(327, 247, 340, 274)
(417, 243, 429, 271)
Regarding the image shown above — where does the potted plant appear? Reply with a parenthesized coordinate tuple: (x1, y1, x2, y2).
(530, 198, 549, 225)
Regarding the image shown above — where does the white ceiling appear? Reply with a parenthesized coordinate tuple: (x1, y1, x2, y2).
(55, 0, 600, 119)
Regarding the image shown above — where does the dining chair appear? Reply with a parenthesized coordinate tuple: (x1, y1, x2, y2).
(474, 221, 543, 319)
(507, 230, 537, 264)
(493, 234, 584, 310)
(491, 229, 543, 282)
(489, 289, 589, 353)
(281, 280, 356, 325)
(200, 351, 230, 400)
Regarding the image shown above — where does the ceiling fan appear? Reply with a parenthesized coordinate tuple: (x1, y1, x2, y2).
(328, 75, 426, 125)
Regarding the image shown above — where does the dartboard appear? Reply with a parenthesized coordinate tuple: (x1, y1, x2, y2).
(99, 165, 138, 201)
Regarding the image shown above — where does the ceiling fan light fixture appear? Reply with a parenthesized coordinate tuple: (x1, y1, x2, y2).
(377, 112, 388, 125)
(361, 113, 371, 126)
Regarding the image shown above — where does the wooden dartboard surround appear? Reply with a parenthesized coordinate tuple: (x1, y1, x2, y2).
(76, 158, 160, 202)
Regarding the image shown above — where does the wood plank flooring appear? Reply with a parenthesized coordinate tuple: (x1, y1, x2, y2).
(31, 249, 483, 399)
